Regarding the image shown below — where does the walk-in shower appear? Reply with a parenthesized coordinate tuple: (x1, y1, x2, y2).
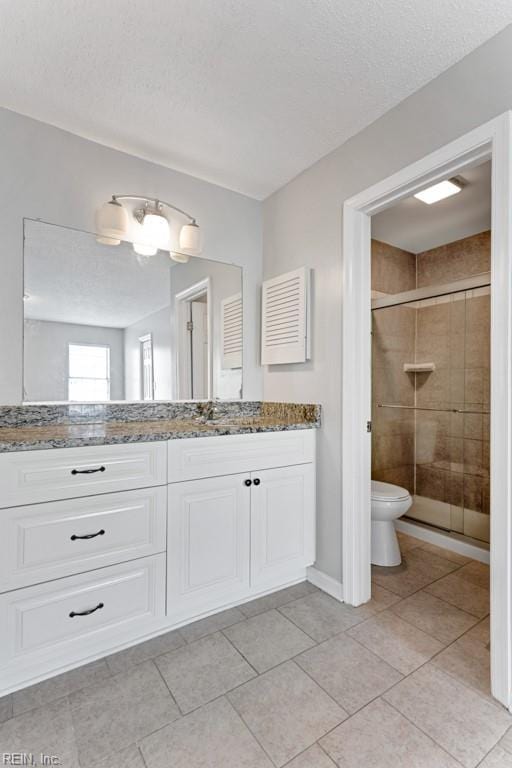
(371, 232, 490, 546)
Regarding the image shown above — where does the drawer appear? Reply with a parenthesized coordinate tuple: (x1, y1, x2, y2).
(0, 554, 166, 667)
(0, 486, 167, 592)
(168, 429, 316, 482)
(0, 441, 167, 507)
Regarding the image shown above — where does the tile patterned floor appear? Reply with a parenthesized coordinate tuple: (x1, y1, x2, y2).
(0, 533, 510, 768)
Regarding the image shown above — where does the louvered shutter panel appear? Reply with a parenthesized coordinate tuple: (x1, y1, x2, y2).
(261, 267, 311, 365)
(221, 292, 242, 368)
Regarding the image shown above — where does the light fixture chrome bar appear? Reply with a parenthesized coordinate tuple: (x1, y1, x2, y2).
(377, 403, 489, 415)
(371, 272, 490, 311)
(112, 195, 197, 224)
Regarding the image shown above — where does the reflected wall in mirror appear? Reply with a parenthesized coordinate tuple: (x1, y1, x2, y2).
(23, 220, 243, 402)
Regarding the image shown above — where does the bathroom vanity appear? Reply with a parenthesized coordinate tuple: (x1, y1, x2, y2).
(0, 403, 319, 695)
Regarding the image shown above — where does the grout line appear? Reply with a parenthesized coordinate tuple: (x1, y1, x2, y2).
(151, 658, 184, 717)
(383, 696, 467, 767)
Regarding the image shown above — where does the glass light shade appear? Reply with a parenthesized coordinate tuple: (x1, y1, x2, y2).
(133, 242, 158, 257)
(169, 251, 190, 264)
(95, 199, 129, 245)
(179, 222, 201, 255)
(142, 212, 170, 249)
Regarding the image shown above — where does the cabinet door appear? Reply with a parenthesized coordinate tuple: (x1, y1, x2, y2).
(167, 474, 251, 621)
(251, 464, 315, 588)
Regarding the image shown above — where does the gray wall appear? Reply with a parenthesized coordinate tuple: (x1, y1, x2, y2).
(24, 320, 124, 401)
(124, 307, 172, 401)
(0, 108, 262, 404)
(262, 25, 512, 583)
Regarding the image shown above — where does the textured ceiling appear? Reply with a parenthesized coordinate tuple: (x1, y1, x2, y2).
(1, 2, 512, 198)
(372, 160, 491, 253)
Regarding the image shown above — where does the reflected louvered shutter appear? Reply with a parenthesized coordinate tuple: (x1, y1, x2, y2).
(221, 292, 242, 369)
(261, 267, 311, 365)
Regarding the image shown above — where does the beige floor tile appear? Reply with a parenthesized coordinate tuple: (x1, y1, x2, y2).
(499, 725, 512, 754)
(456, 560, 490, 589)
(466, 617, 490, 647)
(284, 744, 336, 767)
(384, 664, 512, 768)
(390, 590, 478, 644)
(140, 697, 273, 768)
(320, 698, 460, 768)
(279, 591, 373, 642)
(369, 583, 402, 611)
(12, 659, 110, 716)
(0, 698, 79, 767)
(425, 572, 489, 618)
(419, 542, 471, 565)
(478, 746, 512, 767)
(83, 745, 146, 768)
(397, 532, 423, 552)
(106, 628, 184, 674)
(432, 633, 492, 700)
(239, 581, 318, 618)
(296, 633, 402, 713)
(346, 611, 443, 674)
(70, 660, 180, 765)
(0, 694, 12, 724)
(155, 631, 255, 713)
(179, 607, 245, 643)
(228, 661, 347, 767)
(223, 609, 314, 672)
(372, 548, 460, 597)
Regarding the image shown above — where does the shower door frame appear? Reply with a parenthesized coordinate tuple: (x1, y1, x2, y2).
(341, 111, 512, 710)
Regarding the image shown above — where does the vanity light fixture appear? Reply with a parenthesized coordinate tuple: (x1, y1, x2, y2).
(414, 178, 463, 205)
(95, 195, 202, 262)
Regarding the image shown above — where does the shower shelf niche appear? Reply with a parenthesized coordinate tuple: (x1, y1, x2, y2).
(403, 362, 435, 373)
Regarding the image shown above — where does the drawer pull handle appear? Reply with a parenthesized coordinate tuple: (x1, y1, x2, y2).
(70, 529, 105, 541)
(69, 602, 104, 618)
(71, 466, 106, 475)
(253, 478, 261, 486)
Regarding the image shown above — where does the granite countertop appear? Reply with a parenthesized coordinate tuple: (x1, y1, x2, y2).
(0, 403, 321, 452)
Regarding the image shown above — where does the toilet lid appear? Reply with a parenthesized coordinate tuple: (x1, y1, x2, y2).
(371, 480, 410, 502)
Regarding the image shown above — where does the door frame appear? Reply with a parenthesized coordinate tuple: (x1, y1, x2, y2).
(175, 277, 212, 399)
(341, 111, 512, 709)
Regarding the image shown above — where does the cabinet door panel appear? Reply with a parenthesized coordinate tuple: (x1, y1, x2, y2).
(251, 464, 315, 588)
(167, 474, 250, 621)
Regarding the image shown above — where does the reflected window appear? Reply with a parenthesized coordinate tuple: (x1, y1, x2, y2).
(68, 343, 110, 401)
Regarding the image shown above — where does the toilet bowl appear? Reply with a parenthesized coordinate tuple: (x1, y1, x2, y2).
(371, 480, 412, 566)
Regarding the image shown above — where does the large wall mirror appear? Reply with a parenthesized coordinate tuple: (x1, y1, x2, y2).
(23, 220, 243, 402)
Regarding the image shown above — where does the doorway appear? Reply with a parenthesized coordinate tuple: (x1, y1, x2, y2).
(175, 278, 212, 399)
(341, 112, 512, 709)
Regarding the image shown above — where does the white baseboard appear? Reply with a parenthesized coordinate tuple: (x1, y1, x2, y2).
(396, 519, 490, 564)
(307, 566, 344, 601)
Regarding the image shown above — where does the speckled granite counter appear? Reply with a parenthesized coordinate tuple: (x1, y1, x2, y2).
(0, 402, 321, 452)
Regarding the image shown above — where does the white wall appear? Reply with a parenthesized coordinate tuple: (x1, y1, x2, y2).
(169, 259, 243, 400)
(262, 25, 512, 583)
(0, 108, 262, 404)
(24, 320, 124, 401)
(124, 307, 172, 401)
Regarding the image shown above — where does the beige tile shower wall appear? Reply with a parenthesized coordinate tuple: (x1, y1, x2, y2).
(371, 239, 416, 294)
(413, 231, 490, 541)
(416, 231, 490, 288)
(371, 240, 416, 493)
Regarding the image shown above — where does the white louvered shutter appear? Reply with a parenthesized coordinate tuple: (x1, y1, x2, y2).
(261, 267, 311, 365)
(221, 292, 243, 368)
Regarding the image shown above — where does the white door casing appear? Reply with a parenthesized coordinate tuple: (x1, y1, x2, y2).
(341, 111, 512, 709)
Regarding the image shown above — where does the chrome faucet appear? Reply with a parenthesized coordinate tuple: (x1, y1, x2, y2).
(198, 400, 219, 421)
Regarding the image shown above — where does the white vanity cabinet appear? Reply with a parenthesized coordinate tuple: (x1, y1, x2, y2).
(0, 429, 316, 695)
(166, 430, 316, 623)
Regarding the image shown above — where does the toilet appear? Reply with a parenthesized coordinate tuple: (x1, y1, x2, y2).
(371, 481, 412, 566)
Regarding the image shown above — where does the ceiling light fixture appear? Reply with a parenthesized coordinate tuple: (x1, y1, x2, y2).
(95, 195, 202, 262)
(414, 178, 463, 205)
